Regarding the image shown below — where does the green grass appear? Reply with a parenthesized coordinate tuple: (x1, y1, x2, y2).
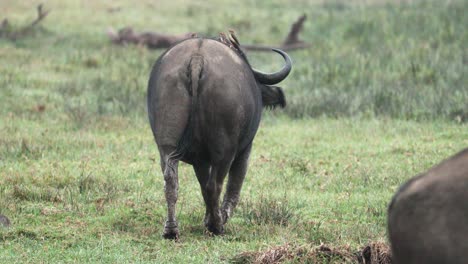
(0, 117, 468, 262)
(0, 117, 466, 262)
(0, 0, 467, 262)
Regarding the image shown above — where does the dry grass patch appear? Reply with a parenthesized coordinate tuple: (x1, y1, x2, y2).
(230, 241, 391, 264)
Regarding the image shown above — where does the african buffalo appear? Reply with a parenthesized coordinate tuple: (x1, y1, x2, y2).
(147, 36, 292, 239)
(388, 148, 468, 264)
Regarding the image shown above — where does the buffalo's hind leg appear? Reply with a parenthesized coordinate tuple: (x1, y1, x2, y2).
(221, 144, 251, 224)
(204, 157, 234, 235)
(193, 162, 211, 227)
(160, 152, 180, 239)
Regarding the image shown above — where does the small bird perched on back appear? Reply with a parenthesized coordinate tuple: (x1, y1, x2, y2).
(217, 30, 250, 64)
(228, 29, 240, 48)
(219, 30, 240, 49)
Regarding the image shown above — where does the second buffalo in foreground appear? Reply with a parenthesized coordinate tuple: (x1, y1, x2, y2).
(147, 37, 292, 238)
(388, 148, 468, 264)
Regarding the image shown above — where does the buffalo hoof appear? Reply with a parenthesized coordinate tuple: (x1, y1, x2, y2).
(205, 212, 224, 235)
(162, 221, 179, 240)
(206, 222, 224, 235)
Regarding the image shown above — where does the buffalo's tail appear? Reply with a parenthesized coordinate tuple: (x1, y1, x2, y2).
(167, 55, 204, 161)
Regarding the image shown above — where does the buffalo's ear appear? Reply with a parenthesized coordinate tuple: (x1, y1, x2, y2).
(260, 85, 286, 109)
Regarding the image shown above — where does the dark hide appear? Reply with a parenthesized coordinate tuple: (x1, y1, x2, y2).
(147, 37, 291, 239)
(388, 148, 468, 264)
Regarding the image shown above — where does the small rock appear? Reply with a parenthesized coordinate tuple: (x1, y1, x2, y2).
(0, 214, 11, 228)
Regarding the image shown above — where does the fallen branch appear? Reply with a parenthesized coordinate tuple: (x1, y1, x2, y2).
(108, 14, 310, 52)
(241, 14, 310, 51)
(107, 27, 196, 49)
(242, 41, 310, 52)
(29, 4, 50, 28)
(0, 4, 50, 40)
(283, 14, 307, 46)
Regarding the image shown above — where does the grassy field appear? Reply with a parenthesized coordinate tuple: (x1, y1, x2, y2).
(0, 0, 467, 263)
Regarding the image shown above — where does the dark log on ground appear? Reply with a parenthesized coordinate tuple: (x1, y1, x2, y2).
(107, 27, 197, 49)
(108, 14, 310, 52)
(0, 4, 50, 40)
(242, 42, 310, 52)
(242, 14, 310, 51)
(283, 14, 307, 46)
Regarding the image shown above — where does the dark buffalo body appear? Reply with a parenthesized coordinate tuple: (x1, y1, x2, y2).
(147, 37, 291, 238)
(388, 148, 468, 264)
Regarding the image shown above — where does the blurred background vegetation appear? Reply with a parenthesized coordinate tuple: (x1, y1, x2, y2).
(0, 0, 466, 124)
